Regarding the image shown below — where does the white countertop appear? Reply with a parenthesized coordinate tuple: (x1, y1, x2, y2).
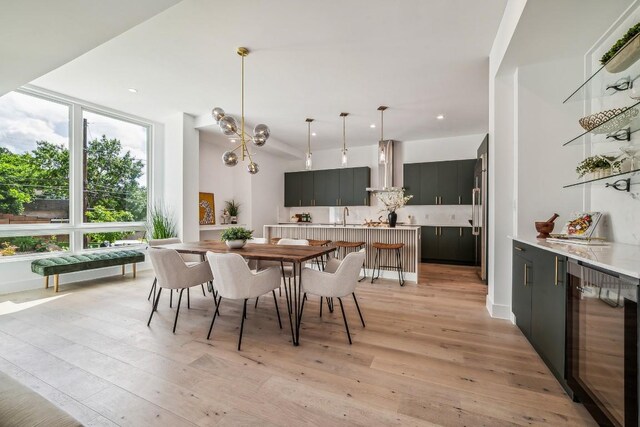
(269, 223, 421, 230)
(511, 235, 640, 279)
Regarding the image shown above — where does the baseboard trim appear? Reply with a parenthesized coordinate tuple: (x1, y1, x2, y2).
(485, 295, 511, 319)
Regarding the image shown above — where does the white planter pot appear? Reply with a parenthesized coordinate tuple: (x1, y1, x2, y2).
(225, 239, 246, 249)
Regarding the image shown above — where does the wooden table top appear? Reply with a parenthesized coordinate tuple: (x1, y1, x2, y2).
(153, 241, 335, 263)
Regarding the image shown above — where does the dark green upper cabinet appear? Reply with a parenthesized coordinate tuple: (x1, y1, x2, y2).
(403, 159, 476, 205)
(352, 167, 370, 206)
(314, 169, 339, 206)
(339, 168, 354, 206)
(301, 172, 315, 206)
(284, 167, 370, 207)
(457, 159, 476, 205)
(403, 163, 421, 205)
(437, 161, 458, 205)
(420, 162, 439, 205)
(284, 172, 303, 207)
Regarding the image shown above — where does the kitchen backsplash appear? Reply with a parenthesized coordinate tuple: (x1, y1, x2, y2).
(279, 204, 473, 227)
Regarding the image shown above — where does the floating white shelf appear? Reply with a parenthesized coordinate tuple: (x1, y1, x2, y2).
(199, 224, 247, 231)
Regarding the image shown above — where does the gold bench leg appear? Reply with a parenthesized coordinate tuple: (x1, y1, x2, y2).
(54, 274, 59, 293)
(44, 276, 49, 289)
(132, 263, 137, 278)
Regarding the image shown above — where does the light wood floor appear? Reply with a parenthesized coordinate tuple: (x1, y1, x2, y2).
(0, 264, 595, 426)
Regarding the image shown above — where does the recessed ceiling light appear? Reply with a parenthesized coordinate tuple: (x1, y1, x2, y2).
(128, 88, 138, 93)
(230, 139, 236, 143)
(311, 132, 317, 136)
(436, 114, 445, 120)
(370, 124, 376, 128)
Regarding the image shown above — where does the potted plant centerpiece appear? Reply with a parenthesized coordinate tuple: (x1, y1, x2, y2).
(221, 227, 253, 249)
(375, 188, 413, 228)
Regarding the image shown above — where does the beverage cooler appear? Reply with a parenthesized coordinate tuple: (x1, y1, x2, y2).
(567, 260, 638, 427)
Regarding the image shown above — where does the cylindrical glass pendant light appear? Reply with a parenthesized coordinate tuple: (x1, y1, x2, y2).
(340, 112, 349, 167)
(305, 118, 313, 170)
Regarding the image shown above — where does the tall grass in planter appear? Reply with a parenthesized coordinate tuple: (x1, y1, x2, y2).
(148, 204, 177, 239)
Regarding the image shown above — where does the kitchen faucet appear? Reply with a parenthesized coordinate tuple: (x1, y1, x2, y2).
(343, 206, 349, 227)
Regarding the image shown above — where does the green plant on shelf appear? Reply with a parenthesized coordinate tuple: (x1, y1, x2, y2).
(220, 227, 253, 242)
(225, 199, 240, 217)
(601, 22, 640, 65)
(576, 155, 622, 178)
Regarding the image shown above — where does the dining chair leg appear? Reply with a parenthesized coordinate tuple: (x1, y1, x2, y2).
(207, 296, 222, 339)
(187, 287, 191, 309)
(352, 293, 365, 327)
(272, 290, 282, 329)
(201, 283, 206, 296)
(148, 278, 157, 301)
(170, 289, 173, 308)
(173, 288, 185, 333)
(327, 297, 334, 313)
(147, 287, 163, 326)
(319, 296, 323, 317)
(337, 297, 352, 345)
(254, 297, 259, 309)
(238, 299, 248, 351)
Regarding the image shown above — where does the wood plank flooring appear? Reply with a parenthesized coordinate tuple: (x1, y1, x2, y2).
(0, 264, 596, 426)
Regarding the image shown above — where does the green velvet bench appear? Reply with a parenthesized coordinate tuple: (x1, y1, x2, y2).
(31, 250, 145, 292)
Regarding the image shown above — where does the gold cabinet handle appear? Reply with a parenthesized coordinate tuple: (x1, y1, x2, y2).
(554, 256, 563, 286)
(435, 196, 438, 204)
(459, 227, 463, 237)
(434, 227, 438, 236)
(514, 246, 524, 252)
(524, 264, 528, 286)
(458, 195, 461, 204)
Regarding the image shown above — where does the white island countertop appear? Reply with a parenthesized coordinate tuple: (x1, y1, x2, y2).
(511, 235, 640, 279)
(274, 223, 421, 230)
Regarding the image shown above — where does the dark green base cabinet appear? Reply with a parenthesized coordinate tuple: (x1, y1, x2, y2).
(512, 241, 571, 397)
(284, 167, 370, 207)
(421, 226, 475, 265)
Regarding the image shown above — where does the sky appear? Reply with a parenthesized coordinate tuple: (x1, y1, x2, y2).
(0, 90, 147, 184)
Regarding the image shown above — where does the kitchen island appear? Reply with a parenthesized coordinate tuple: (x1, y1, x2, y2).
(264, 224, 420, 283)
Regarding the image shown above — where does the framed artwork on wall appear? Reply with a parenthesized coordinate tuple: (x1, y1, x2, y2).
(199, 192, 215, 225)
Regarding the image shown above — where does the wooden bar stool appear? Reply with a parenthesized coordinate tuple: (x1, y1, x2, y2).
(270, 237, 282, 244)
(308, 239, 332, 270)
(334, 241, 367, 281)
(371, 242, 405, 286)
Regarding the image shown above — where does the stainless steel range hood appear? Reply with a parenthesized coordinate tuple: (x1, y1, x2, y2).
(367, 139, 401, 193)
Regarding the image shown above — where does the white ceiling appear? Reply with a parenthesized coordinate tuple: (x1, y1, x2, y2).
(0, 0, 180, 97)
(31, 0, 507, 151)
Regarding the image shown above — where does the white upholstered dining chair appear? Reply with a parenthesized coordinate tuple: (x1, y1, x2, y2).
(206, 252, 283, 350)
(147, 238, 209, 303)
(147, 248, 214, 333)
(299, 251, 366, 344)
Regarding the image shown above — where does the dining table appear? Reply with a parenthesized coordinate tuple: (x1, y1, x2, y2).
(152, 240, 336, 346)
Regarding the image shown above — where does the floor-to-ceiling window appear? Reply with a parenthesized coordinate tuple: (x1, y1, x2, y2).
(0, 89, 151, 257)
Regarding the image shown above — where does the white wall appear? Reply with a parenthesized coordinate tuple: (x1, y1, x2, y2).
(164, 113, 199, 242)
(516, 58, 584, 237)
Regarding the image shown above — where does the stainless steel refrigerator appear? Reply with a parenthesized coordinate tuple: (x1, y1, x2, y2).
(472, 135, 488, 282)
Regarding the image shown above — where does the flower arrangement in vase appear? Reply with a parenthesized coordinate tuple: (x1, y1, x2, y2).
(374, 189, 413, 228)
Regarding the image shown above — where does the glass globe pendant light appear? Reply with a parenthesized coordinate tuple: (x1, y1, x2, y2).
(212, 47, 269, 174)
(340, 112, 349, 167)
(305, 118, 314, 170)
